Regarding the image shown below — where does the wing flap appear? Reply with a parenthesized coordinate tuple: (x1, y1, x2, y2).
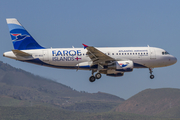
(83, 44, 115, 65)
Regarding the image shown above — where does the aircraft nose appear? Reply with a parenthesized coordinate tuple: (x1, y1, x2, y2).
(169, 56, 177, 65)
(173, 57, 177, 63)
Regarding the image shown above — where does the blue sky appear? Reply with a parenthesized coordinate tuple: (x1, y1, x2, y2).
(0, 0, 180, 99)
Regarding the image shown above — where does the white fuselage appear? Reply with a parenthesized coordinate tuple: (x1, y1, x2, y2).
(3, 46, 177, 70)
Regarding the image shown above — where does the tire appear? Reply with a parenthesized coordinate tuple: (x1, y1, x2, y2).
(95, 73, 102, 79)
(89, 76, 96, 82)
(150, 75, 154, 79)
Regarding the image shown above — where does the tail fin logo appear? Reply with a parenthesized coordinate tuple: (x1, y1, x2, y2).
(11, 33, 30, 41)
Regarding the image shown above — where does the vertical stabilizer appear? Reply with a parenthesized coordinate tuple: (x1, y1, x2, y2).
(6, 18, 44, 50)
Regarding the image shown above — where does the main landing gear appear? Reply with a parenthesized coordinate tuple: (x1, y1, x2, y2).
(149, 68, 154, 79)
(89, 70, 102, 82)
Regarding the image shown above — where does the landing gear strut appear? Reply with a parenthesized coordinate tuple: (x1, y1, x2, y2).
(149, 68, 154, 79)
(89, 70, 102, 82)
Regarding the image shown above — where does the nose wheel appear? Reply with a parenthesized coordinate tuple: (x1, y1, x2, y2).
(150, 75, 154, 79)
(149, 68, 154, 79)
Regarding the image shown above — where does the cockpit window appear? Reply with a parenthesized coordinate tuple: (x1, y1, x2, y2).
(162, 51, 170, 55)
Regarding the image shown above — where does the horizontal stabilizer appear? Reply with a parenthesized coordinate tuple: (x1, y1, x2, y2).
(12, 50, 32, 58)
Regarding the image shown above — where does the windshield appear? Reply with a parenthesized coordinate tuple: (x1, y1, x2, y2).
(162, 51, 169, 55)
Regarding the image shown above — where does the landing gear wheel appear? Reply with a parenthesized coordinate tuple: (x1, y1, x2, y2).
(95, 73, 101, 79)
(149, 68, 154, 79)
(89, 76, 96, 82)
(150, 75, 154, 79)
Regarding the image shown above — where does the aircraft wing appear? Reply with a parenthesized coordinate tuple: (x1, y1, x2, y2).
(83, 44, 115, 65)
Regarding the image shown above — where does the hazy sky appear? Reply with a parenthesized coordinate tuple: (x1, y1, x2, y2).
(0, 0, 180, 99)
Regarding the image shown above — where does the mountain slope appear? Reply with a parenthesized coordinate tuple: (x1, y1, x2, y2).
(1, 61, 180, 119)
(0, 106, 177, 120)
(115, 88, 180, 116)
(156, 106, 180, 118)
(0, 61, 124, 112)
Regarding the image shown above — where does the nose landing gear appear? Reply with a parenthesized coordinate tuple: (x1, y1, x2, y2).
(149, 68, 154, 79)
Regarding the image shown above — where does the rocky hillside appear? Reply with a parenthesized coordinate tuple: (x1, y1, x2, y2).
(0, 61, 124, 112)
(115, 88, 180, 116)
(1, 61, 180, 119)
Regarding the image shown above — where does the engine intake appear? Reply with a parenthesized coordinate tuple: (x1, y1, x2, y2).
(108, 60, 133, 72)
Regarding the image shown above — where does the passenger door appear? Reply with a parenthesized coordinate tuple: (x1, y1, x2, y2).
(150, 48, 156, 59)
(43, 50, 49, 62)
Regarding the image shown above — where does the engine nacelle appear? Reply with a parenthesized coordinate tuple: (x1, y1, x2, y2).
(108, 60, 133, 72)
(106, 70, 124, 77)
(116, 60, 133, 72)
(107, 72, 124, 77)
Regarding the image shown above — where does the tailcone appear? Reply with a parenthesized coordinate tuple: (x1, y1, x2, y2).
(3, 51, 17, 60)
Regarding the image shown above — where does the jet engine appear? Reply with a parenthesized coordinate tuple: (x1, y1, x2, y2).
(108, 60, 133, 72)
(105, 69, 124, 77)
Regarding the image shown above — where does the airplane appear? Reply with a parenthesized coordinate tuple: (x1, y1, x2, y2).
(3, 18, 177, 82)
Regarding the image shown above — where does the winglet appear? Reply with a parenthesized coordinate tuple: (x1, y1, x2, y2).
(82, 44, 88, 49)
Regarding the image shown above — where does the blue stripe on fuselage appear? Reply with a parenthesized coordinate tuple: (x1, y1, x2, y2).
(133, 63, 147, 68)
(21, 58, 147, 69)
(22, 58, 92, 69)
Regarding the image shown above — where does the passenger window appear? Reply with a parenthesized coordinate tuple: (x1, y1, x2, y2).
(112, 53, 114, 55)
(119, 53, 121, 55)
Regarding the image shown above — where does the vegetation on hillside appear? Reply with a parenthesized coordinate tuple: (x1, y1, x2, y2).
(0, 106, 178, 120)
(115, 88, 180, 117)
(0, 61, 123, 112)
(0, 61, 180, 119)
